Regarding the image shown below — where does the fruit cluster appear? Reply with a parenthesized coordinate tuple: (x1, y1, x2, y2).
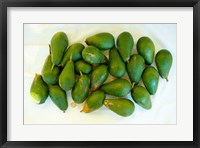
(30, 31, 173, 117)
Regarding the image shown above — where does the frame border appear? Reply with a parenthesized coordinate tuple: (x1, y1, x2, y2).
(0, 0, 199, 147)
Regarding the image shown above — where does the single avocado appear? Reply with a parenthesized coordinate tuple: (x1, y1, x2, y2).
(104, 98, 135, 117)
(137, 36, 155, 65)
(91, 65, 109, 91)
(41, 55, 60, 85)
(48, 84, 68, 112)
(59, 59, 76, 91)
(30, 74, 49, 104)
(142, 66, 159, 95)
(155, 49, 173, 81)
(81, 90, 105, 113)
(75, 59, 92, 74)
(100, 79, 132, 97)
(59, 43, 84, 67)
(82, 45, 106, 64)
(127, 54, 145, 84)
(109, 48, 126, 78)
(50, 32, 68, 66)
(131, 86, 151, 109)
(85, 32, 115, 50)
(72, 73, 90, 104)
(117, 32, 134, 62)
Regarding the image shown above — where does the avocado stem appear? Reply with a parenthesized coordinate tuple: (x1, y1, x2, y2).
(166, 76, 168, 82)
(131, 82, 135, 88)
(49, 44, 51, 54)
(80, 71, 83, 76)
(51, 64, 55, 71)
(70, 53, 72, 61)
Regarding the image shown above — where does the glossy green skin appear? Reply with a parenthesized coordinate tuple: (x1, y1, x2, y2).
(131, 86, 151, 109)
(41, 55, 60, 85)
(48, 85, 68, 112)
(127, 54, 145, 84)
(30, 74, 48, 104)
(117, 32, 134, 62)
(59, 60, 76, 91)
(137, 36, 155, 65)
(142, 66, 159, 95)
(72, 74, 90, 104)
(85, 32, 115, 50)
(82, 46, 106, 64)
(82, 90, 105, 113)
(155, 49, 173, 80)
(59, 43, 84, 67)
(104, 98, 135, 117)
(91, 65, 108, 91)
(50, 32, 68, 66)
(100, 79, 132, 97)
(109, 48, 126, 78)
(75, 60, 92, 74)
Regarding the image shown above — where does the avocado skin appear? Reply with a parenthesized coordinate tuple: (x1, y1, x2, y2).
(104, 98, 135, 117)
(137, 36, 155, 65)
(155, 49, 173, 81)
(75, 60, 92, 74)
(30, 74, 49, 104)
(131, 86, 151, 109)
(85, 32, 115, 50)
(142, 66, 159, 95)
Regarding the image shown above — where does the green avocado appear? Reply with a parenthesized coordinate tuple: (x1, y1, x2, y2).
(155, 49, 173, 81)
(30, 74, 49, 104)
(75, 59, 92, 74)
(85, 32, 115, 50)
(131, 86, 151, 109)
(109, 48, 126, 78)
(91, 65, 109, 91)
(104, 98, 135, 117)
(81, 90, 105, 113)
(100, 79, 132, 97)
(82, 45, 106, 64)
(41, 55, 60, 85)
(127, 54, 145, 84)
(59, 43, 84, 67)
(48, 84, 68, 112)
(117, 32, 134, 62)
(137, 36, 155, 65)
(142, 66, 159, 95)
(72, 73, 90, 104)
(50, 32, 68, 66)
(59, 59, 76, 91)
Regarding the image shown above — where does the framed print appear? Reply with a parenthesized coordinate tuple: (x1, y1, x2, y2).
(0, 0, 199, 148)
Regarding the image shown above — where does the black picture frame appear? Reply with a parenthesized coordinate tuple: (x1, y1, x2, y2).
(0, 0, 199, 148)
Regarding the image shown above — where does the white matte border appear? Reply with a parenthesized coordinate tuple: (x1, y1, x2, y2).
(7, 7, 193, 141)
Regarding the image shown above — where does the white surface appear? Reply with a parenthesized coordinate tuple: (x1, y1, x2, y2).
(7, 7, 193, 141)
(24, 23, 177, 124)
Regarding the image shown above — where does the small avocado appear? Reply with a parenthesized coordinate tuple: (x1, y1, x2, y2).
(81, 90, 105, 113)
(100, 79, 132, 97)
(85, 32, 115, 50)
(155, 49, 173, 81)
(137, 36, 155, 65)
(50, 32, 68, 66)
(59, 43, 84, 67)
(59, 59, 76, 91)
(91, 65, 109, 91)
(75, 59, 92, 74)
(82, 45, 106, 64)
(109, 48, 126, 78)
(41, 55, 60, 85)
(48, 84, 68, 112)
(30, 74, 49, 104)
(72, 73, 90, 104)
(104, 98, 135, 117)
(127, 54, 145, 84)
(117, 32, 134, 62)
(142, 66, 159, 95)
(131, 86, 151, 109)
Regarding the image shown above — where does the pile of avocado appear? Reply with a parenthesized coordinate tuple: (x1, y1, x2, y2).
(30, 31, 173, 117)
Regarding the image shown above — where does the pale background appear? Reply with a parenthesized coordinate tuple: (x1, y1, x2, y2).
(7, 7, 192, 141)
